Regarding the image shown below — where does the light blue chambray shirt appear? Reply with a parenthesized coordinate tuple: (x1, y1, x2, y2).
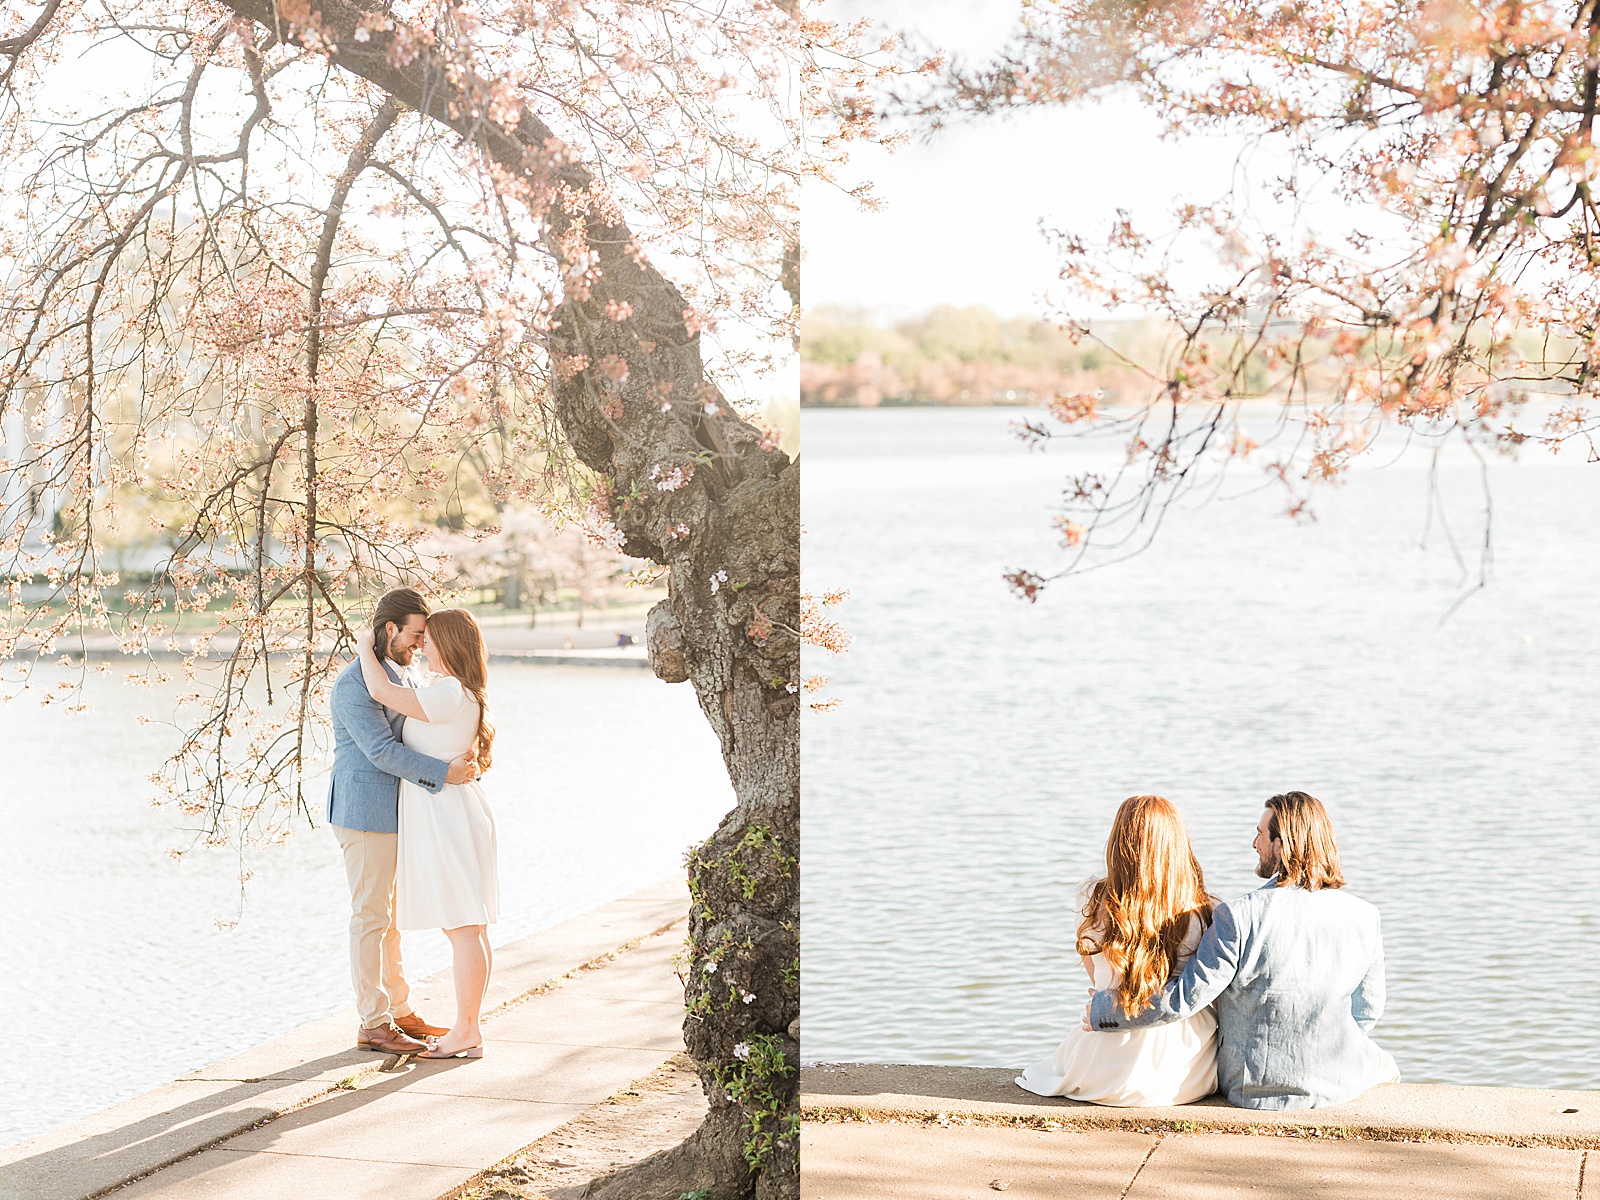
(1087, 880, 1395, 1110)
(326, 658, 450, 833)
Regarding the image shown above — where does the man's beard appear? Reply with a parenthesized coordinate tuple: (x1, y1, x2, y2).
(386, 642, 415, 666)
(1255, 853, 1280, 880)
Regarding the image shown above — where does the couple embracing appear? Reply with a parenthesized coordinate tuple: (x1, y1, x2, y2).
(327, 587, 501, 1062)
(1018, 791, 1400, 1111)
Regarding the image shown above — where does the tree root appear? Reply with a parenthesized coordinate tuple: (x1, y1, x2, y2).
(565, 1106, 755, 1200)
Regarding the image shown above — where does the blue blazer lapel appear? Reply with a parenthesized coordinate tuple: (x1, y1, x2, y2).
(379, 658, 407, 732)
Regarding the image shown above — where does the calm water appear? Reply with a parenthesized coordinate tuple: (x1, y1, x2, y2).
(801, 406, 1600, 1089)
(0, 664, 731, 1149)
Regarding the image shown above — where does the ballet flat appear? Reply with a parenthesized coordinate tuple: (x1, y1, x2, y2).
(418, 1044, 483, 1059)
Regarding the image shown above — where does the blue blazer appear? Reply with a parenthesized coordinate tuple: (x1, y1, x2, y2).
(326, 658, 450, 833)
(1088, 880, 1390, 1110)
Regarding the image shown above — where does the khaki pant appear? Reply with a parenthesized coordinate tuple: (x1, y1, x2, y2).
(333, 825, 413, 1030)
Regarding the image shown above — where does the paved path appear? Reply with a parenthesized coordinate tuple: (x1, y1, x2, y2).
(43, 606, 652, 667)
(1, 879, 691, 1200)
(803, 1122, 1595, 1199)
(802, 1063, 1600, 1199)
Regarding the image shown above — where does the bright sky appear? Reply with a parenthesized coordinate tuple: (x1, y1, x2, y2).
(804, 0, 1327, 321)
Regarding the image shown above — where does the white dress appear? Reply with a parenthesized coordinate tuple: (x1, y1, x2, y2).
(395, 676, 500, 930)
(1015, 883, 1218, 1106)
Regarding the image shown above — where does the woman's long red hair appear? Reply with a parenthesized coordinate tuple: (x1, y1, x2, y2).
(426, 608, 494, 772)
(1078, 794, 1214, 1016)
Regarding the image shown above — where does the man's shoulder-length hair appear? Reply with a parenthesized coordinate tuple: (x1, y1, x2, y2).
(372, 586, 431, 658)
(1267, 790, 1345, 891)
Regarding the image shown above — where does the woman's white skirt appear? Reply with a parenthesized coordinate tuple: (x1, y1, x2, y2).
(1015, 1008, 1219, 1107)
(396, 779, 500, 930)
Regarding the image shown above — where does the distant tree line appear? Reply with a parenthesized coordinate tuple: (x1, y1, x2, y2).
(800, 304, 1161, 407)
(426, 508, 644, 624)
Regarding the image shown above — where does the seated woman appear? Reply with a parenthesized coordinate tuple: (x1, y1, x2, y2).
(1016, 794, 1218, 1107)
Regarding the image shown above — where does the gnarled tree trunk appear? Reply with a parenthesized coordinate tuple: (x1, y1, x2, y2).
(545, 164, 799, 1200)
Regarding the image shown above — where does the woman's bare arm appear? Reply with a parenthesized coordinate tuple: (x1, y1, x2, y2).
(355, 630, 429, 721)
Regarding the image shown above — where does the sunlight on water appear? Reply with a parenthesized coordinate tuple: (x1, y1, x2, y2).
(801, 406, 1600, 1089)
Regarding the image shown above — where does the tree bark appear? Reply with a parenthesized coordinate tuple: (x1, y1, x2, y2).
(218, 3, 801, 1195)
(545, 183, 800, 1200)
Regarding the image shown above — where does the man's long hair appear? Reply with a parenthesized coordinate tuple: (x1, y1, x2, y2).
(372, 587, 431, 661)
(1265, 791, 1345, 891)
(426, 608, 495, 773)
(1078, 794, 1215, 1016)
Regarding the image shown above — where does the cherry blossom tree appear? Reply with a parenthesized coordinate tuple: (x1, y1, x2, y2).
(0, 2, 894, 1195)
(914, 0, 1600, 597)
(426, 506, 636, 620)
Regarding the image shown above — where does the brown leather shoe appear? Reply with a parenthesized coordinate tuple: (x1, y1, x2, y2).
(394, 1012, 449, 1040)
(357, 1022, 428, 1053)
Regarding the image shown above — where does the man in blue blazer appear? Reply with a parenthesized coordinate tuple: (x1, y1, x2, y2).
(329, 587, 478, 1053)
(1085, 791, 1400, 1109)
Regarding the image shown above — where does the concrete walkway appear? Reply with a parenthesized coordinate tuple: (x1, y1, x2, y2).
(47, 605, 652, 667)
(802, 1064, 1600, 1199)
(1, 879, 691, 1200)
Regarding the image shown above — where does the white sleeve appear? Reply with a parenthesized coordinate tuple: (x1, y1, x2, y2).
(415, 676, 466, 724)
(1175, 911, 1206, 966)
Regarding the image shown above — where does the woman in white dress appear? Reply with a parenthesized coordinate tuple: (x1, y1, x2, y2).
(356, 608, 499, 1060)
(1016, 794, 1218, 1106)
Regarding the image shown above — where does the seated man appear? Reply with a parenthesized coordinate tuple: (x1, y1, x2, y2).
(1085, 790, 1399, 1110)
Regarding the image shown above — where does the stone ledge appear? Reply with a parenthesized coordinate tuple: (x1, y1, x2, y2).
(801, 1063, 1600, 1149)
